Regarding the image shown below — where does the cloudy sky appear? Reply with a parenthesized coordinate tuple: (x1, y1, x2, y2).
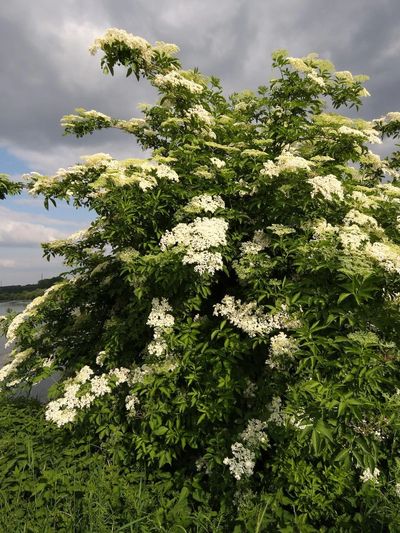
(0, 0, 399, 284)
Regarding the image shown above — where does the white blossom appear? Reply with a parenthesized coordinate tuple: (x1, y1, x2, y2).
(111, 367, 131, 385)
(240, 230, 269, 255)
(344, 209, 379, 230)
(307, 174, 344, 202)
(213, 296, 297, 338)
(96, 351, 107, 366)
(146, 298, 174, 358)
(6, 283, 66, 348)
(0, 349, 33, 384)
(267, 396, 287, 426)
(210, 157, 226, 169)
(185, 105, 214, 126)
(153, 70, 204, 94)
(160, 217, 228, 275)
(239, 419, 268, 448)
(89, 28, 154, 64)
(312, 219, 339, 240)
(266, 332, 298, 368)
(287, 57, 311, 73)
(125, 394, 139, 415)
(307, 70, 325, 87)
(374, 111, 400, 124)
(223, 443, 256, 480)
(339, 225, 370, 251)
(184, 194, 225, 214)
(261, 150, 313, 178)
(267, 224, 296, 237)
(154, 163, 179, 182)
(360, 467, 380, 484)
(45, 366, 130, 427)
(365, 242, 400, 274)
(147, 298, 174, 330)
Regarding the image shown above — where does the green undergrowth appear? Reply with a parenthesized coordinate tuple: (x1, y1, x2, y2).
(0, 399, 233, 532)
(3, 399, 400, 531)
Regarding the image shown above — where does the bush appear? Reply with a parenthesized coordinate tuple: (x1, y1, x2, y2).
(2, 28, 400, 529)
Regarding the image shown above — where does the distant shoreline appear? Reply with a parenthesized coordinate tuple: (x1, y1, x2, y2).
(0, 276, 61, 302)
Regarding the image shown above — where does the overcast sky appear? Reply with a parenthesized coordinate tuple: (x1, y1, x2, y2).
(0, 0, 399, 284)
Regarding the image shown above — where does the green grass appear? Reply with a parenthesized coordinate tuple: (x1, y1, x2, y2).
(0, 398, 231, 532)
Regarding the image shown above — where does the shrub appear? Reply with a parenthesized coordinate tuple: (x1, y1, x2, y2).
(2, 28, 400, 529)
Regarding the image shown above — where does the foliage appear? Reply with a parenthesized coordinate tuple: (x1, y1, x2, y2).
(0, 398, 228, 532)
(0, 173, 21, 199)
(2, 28, 400, 528)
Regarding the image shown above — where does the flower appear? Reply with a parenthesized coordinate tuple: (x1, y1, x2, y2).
(153, 70, 204, 94)
(307, 175, 344, 201)
(146, 298, 174, 358)
(184, 194, 225, 214)
(360, 467, 380, 484)
(89, 28, 154, 64)
(213, 296, 296, 337)
(261, 150, 313, 178)
(223, 443, 256, 480)
(210, 157, 226, 168)
(266, 332, 298, 368)
(240, 419, 268, 448)
(160, 217, 228, 275)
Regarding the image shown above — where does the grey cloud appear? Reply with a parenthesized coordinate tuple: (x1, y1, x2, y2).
(2, 0, 400, 176)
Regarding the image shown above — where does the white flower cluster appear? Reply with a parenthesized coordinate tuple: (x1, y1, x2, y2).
(223, 443, 256, 480)
(344, 209, 379, 230)
(125, 394, 139, 416)
(365, 242, 400, 274)
(0, 348, 33, 385)
(267, 396, 287, 426)
(360, 151, 400, 179)
(45, 365, 130, 427)
(223, 418, 268, 480)
(146, 298, 175, 358)
(339, 225, 370, 251)
(338, 125, 381, 144)
(239, 419, 268, 448)
(266, 332, 298, 368)
(153, 41, 180, 56)
(267, 224, 296, 237)
(115, 117, 147, 133)
(81, 153, 113, 167)
(153, 70, 204, 94)
(96, 350, 107, 366)
(307, 174, 344, 202)
(6, 283, 65, 348)
(160, 217, 228, 275)
(351, 190, 379, 209)
(184, 194, 225, 214)
(240, 230, 269, 255)
(213, 296, 297, 338)
(261, 150, 313, 178)
(61, 110, 112, 130)
(374, 111, 400, 124)
(287, 57, 311, 73)
(185, 105, 214, 127)
(95, 158, 179, 191)
(89, 28, 154, 64)
(307, 70, 325, 88)
(210, 157, 226, 169)
(360, 467, 380, 484)
(154, 163, 179, 182)
(312, 219, 338, 240)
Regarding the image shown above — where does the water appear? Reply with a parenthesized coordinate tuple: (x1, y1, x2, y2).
(0, 301, 29, 362)
(0, 301, 59, 401)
